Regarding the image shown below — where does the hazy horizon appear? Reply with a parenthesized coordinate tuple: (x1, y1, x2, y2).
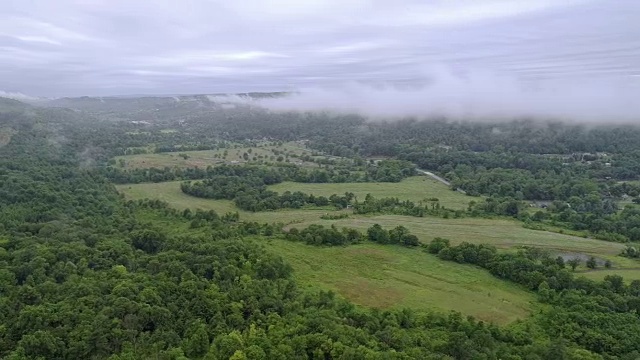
(2, 0, 639, 121)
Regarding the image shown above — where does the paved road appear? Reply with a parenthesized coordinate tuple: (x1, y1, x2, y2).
(418, 169, 468, 194)
(417, 169, 451, 186)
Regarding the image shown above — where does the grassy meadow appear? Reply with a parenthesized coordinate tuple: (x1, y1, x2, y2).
(262, 240, 534, 324)
(132, 205, 539, 324)
(116, 179, 631, 265)
(115, 175, 477, 222)
(287, 216, 627, 258)
(269, 176, 476, 210)
(114, 169, 640, 323)
(114, 141, 321, 170)
(116, 180, 339, 224)
(579, 268, 640, 283)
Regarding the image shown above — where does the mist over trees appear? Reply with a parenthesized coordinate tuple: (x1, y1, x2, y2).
(3, 96, 640, 358)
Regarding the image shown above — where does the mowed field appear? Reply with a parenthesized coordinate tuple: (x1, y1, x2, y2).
(113, 142, 320, 170)
(117, 180, 629, 260)
(263, 240, 534, 324)
(116, 175, 476, 223)
(579, 268, 640, 283)
(287, 216, 628, 261)
(115, 181, 338, 223)
(269, 176, 475, 210)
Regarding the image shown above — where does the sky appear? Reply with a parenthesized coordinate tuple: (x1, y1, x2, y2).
(1, 0, 639, 117)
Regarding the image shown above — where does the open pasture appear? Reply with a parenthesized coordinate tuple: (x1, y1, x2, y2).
(116, 181, 341, 224)
(268, 176, 476, 210)
(579, 268, 640, 283)
(263, 240, 534, 324)
(287, 215, 628, 259)
(117, 180, 630, 265)
(113, 141, 320, 170)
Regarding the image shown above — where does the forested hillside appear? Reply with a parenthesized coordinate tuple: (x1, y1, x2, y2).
(48, 94, 640, 243)
(3, 96, 640, 359)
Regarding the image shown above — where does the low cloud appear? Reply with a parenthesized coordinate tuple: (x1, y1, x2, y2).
(205, 94, 253, 104)
(255, 69, 640, 123)
(0, 90, 41, 101)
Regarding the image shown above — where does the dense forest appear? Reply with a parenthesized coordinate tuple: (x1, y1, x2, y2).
(3, 95, 640, 359)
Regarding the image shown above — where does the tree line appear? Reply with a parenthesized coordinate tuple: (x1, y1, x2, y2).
(284, 223, 419, 247)
(427, 238, 640, 357)
(103, 159, 415, 185)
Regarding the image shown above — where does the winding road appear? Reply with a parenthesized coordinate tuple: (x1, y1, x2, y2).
(417, 169, 468, 194)
(417, 169, 451, 186)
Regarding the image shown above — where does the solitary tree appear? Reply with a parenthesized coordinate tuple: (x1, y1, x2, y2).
(567, 258, 581, 271)
(586, 256, 597, 269)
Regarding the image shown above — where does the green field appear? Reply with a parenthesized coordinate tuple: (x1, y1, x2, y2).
(579, 268, 640, 283)
(269, 176, 476, 210)
(116, 175, 478, 224)
(115, 174, 640, 324)
(263, 240, 534, 324)
(116, 181, 630, 264)
(116, 181, 340, 224)
(114, 141, 321, 170)
(287, 215, 628, 259)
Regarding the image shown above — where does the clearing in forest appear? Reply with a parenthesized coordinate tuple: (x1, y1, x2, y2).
(116, 181, 630, 267)
(113, 141, 321, 170)
(269, 176, 475, 210)
(263, 240, 535, 325)
(116, 181, 337, 223)
(579, 268, 640, 283)
(116, 175, 475, 221)
(287, 215, 629, 263)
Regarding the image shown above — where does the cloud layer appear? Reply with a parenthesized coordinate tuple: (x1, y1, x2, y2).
(256, 69, 640, 122)
(1, 0, 639, 122)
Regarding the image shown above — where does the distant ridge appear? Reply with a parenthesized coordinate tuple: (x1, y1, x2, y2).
(53, 91, 290, 101)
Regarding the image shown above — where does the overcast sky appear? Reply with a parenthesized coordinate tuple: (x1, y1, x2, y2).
(1, 0, 639, 98)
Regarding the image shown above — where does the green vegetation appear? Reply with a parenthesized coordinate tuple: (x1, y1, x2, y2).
(264, 240, 534, 324)
(7, 95, 640, 358)
(113, 141, 318, 170)
(428, 239, 640, 355)
(116, 181, 334, 223)
(579, 268, 640, 283)
(180, 172, 355, 212)
(269, 175, 475, 210)
(118, 181, 631, 263)
(0, 126, 14, 147)
(288, 215, 627, 256)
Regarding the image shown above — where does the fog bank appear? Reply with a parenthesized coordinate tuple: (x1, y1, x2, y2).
(255, 71, 640, 123)
(0, 91, 40, 102)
